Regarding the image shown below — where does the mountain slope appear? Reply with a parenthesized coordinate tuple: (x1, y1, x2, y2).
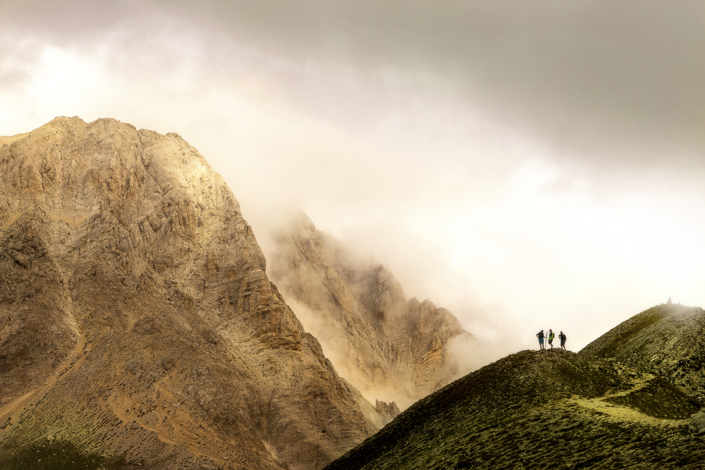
(0, 117, 388, 470)
(580, 303, 705, 404)
(268, 212, 475, 408)
(324, 306, 705, 470)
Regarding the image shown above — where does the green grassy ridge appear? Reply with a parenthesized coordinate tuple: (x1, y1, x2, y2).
(580, 305, 671, 359)
(604, 378, 700, 419)
(0, 440, 132, 470)
(324, 349, 704, 470)
(579, 304, 705, 404)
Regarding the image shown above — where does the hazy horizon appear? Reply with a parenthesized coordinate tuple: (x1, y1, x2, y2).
(2, 0, 705, 357)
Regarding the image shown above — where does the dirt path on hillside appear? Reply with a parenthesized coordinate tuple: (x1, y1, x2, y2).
(565, 374, 691, 427)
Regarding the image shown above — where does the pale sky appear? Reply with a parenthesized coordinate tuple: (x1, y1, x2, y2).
(2, 0, 705, 356)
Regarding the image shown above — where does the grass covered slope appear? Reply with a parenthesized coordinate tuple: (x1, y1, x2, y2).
(580, 304, 705, 403)
(324, 349, 704, 470)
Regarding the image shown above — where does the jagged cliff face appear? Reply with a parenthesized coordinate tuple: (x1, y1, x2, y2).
(0, 118, 388, 470)
(580, 304, 705, 404)
(268, 213, 474, 408)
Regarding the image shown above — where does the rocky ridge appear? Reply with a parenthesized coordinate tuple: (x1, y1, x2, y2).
(325, 305, 705, 470)
(0, 117, 393, 470)
(268, 212, 474, 408)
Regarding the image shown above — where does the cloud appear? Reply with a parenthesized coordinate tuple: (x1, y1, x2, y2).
(2, 0, 705, 356)
(5, 0, 705, 169)
(166, 0, 705, 171)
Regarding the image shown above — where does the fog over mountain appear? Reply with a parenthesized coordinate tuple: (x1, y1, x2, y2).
(267, 210, 477, 409)
(0, 117, 398, 470)
(2, 1, 705, 353)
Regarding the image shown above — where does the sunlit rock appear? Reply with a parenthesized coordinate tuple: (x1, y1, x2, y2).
(0, 117, 391, 470)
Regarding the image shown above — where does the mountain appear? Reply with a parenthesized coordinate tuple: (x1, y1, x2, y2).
(324, 306, 705, 470)
(0, 117, 393, 470)
(580, 303, 705, 404)
(268, 212, 475, 408)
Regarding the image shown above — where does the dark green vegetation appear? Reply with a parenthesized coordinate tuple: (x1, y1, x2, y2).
(0, 440, 140, 470)
(603, 378, 699, 419)
(582, 304, 705, 403)
(325, 305, 705, 470)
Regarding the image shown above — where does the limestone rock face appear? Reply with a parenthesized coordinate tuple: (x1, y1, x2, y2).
(580, 304, 705, 403)
(0, 118, 386, 470)
(268, 212, 475, 408)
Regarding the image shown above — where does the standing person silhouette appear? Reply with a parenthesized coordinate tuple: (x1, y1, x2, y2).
(536, 330, 545, 350)
(559, 331, 567, 350)
(548, 329, 555, 349)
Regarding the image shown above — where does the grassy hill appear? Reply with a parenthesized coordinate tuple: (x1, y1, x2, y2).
(581, 304, 705, 404)
(325, 306, 705, 469)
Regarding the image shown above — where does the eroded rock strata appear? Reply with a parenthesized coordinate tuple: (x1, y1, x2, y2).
(269, 213, 475, 408)
(0, 117, 391, 470)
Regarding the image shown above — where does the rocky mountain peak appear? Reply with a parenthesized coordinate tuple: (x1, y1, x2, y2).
(0, 117, 392, 470)
(268, 210, 475, 409)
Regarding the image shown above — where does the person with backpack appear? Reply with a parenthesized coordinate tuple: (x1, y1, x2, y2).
(548, 329, 555, 349)
(559, 331, 567, 350)
(536, 330, 545, 350)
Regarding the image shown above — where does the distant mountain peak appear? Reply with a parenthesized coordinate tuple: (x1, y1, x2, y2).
(268, 209, 476, 409)
(0, 118, 390, 470)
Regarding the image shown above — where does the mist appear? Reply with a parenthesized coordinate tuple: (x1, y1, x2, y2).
(263, 208, 546, 410)
(2, 0, 705, 357)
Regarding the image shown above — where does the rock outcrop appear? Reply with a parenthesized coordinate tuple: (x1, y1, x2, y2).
(0, 118, 390, 470)
(324, 305, 705, 470)
(268, 212, 475, 408)
(580, 304, 705, 403)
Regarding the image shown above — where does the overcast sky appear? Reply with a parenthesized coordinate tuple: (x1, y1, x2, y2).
(2, 0, 705, 355)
